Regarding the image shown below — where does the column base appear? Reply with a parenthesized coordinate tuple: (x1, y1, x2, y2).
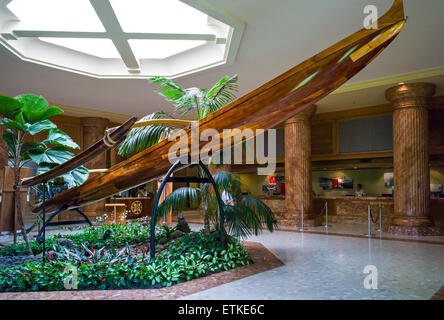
(385, 216, 441, 235)
(291, 213, 322, 227)
(384, 224, 441, 236)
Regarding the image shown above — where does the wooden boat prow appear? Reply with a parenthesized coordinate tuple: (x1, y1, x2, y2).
(33, 0, 405, 214)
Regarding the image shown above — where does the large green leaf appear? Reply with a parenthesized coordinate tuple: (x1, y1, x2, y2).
(37, 164, 89, 188)
(20, 142, 46, 160)
(0, 118, 27, 131)
(28, 147, 73, 166)
(2, 129, 17, 156)
(0, 95, 23, 120)
(15, 94, 63, 124)
(44, 128, 80, 149)
(28, 120, 57, 135)
(61, 166, 89, 187)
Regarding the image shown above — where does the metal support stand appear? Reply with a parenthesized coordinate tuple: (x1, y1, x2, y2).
(299, 203, 307, 231)
(324, 201, 330, 228)
(149, 160, 226, 260)
(377, 203, 382, 232)
(42, 181, 46, 264)
(37, 182, 93, 263)
(364, 204, 376, 237)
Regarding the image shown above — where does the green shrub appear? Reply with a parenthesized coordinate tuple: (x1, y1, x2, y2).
(0, 231, 251, 292)
(0, 220, 154, 256)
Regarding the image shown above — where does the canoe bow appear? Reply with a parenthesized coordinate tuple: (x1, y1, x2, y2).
(33, 0, 405, 214)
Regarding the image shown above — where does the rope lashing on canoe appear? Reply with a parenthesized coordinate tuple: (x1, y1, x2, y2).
(103, 129, 119, 147)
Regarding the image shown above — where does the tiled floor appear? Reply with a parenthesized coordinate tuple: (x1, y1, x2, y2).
(181, 229, 444, 300)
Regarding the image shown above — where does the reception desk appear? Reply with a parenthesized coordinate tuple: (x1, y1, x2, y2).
(313, 196, 394, 224)
(258, 194, 444, 230)
(258, 194, 395, 225)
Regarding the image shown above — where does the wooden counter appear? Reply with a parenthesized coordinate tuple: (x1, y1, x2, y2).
(258, 194, 395, 225)
(111, 197, 153, 219)
(313, 196, 394, 224)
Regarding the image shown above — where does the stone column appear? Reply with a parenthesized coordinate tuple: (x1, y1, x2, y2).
(385, 83, 440, 236)
(80, 117, 110, 219)
(284, 104, 319, 227)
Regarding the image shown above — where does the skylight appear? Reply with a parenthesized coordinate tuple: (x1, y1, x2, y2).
(129, 39, 206, 60)
(0, 0, 244, 78)
(7, 0, 105, 32)
(40, 38, 120, 59)
(110, 0, 209, 34)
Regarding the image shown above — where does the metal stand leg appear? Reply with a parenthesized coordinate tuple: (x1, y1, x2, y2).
(198, 161, 226, 246)
(149, 160, 227, 260)
(364, 204, 376, 237)
(299, 203, 307, 231)
(377, 203, 382, 232)
(42, 181, 46, 264)
(324, 201, 330, 228)
(150, 160, 181, 259)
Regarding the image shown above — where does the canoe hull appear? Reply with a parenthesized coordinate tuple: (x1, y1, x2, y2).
(34, 0, 405, 214)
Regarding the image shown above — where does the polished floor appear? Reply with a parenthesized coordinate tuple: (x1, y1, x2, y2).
(2, 221, 443, 300)
(182, 226, 444, 300)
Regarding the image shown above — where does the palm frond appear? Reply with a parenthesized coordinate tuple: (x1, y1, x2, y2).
(156, 187, 200, 222)
(240, 195, 278, 233)
(201, 75, 238, 119)
(174, 87, 206, 118)
(223, 204, 258, 239)
(204, 171, 242, 196)
(148, 77, 186, 103)
(118, 111, 170, 157)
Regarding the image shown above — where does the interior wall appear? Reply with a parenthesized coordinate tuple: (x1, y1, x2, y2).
(312, 168, 393, 196)
(240, 167, 444, 198)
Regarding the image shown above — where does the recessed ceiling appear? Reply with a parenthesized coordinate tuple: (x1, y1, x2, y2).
(0, 0, 244, 78)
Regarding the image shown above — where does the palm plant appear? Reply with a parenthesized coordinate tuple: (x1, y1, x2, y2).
(156, 170, 277, 238)
(0, 94, 89, 254)
(118, 75, 238, 157)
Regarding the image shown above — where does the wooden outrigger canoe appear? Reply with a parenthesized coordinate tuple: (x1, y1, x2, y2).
(34, 0, 405, 214)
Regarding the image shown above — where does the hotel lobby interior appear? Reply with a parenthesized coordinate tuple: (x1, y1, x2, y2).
(0, 0, 443, 302)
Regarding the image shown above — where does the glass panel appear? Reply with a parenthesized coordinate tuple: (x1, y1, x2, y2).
(7, 0, 105, 32)
(129, 39, 206, 59)
(39, 38, 120, 58)
(110, 0, 209, 34)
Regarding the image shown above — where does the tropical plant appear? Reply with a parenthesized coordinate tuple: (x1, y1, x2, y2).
(0, 231, 250, 292)
(156, 170, 277, 239)
(0, 94, 89, 254)
(118, 75, 238, 157)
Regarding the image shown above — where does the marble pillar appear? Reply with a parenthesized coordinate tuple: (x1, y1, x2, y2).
(284, 104, 319, 227)
(385, 83, 440, 236)
(80, 117, 110, 219)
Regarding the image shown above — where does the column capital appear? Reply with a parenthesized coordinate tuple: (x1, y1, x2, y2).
(385, 83, 436, 110)
(285, 104, 317, 125)
(80, 117, 110, 128)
